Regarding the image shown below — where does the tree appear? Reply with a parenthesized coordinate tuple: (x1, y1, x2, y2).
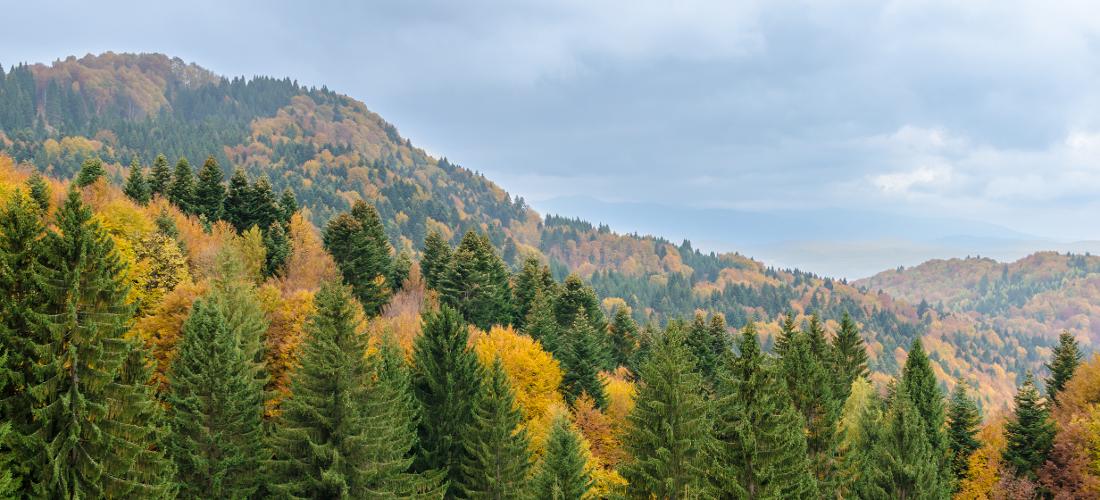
(123, 157, 150, 204)
(26, 173, 50, 211)
(262, 221, 290, 278)
(511, 255, 554, 330)
(167, 156, 196, 213)
(195, 155, 226, 221)
(75, 156, 105, 187)
(621, 327, 715, 499)
(685, 313, 729, 386)
(269, 284, 442, 497)
(166, 298, 267, 499)
(554, 274, 604, 333)
(224, 169, 251, 231)
(1003, 372, 1055, 479)
(278, 187, 298, 224)
(420, 230, 452, 292)
(522, 288, 561, 354)
(608, 306, 639, 370)
(559, 309, 609, 409)
(832, 312, 869, 401)
(946, 380, 982, 486)
(900, 338, 948, 482)
(411, 306, 482, 497)
(774, 311, 798, 357)
(439, 231, 512, 329)
(862, 389, 943, 498)
(714, 322, 818, 498)
(148, 153, 172, 197)
(323, 201, 394, 316)
(1045, 330, 1081, 405)
(249, 177, 282, 232)
(778, 323, 839, 491)
(458, 357, 532, 498)
(532, 414, 593, 500)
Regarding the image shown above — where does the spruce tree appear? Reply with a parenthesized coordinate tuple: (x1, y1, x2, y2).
(774, 311, 798, 357)
(113, 342, 178, 498)
(862, 389, 942, 498)
(148, 153, 172, 197)
(439, 231, 513, 329)
(715, 322, 818, 498)
(554, 274, 605, 333)
(559, 309, 609, 409)
(411, 306, 483, 497)
(123, 157, 150, 204)
(250, 176, 282, 232)
(323, 201, 395, 316)
(946, 380, 982, 486)
(0, 347, 19, 498)
(167, 156, 196, 213)
(531, 414, 593, 500)
(1045, 330, 1081, 405)
(420, 230, 453, 292)
(26, 173, 50, 212)
(278, 187, 298, 224)
(779, 325, 839, 491)
(511, 255, 555, 330)
(608, 306, 639, 370)
(900, 338, 948, 483)
(269, 284, 442, 497)
(1003, 372, 1055, 479)
(523, 288, 562, 354)
(263, 221, 290, 278)
(75, 156, 105, 187)
(458, 357, 532, 498)
(621, 326, 716, 498)
(832, 312, 869, 401)
(195, 155, 226, 221)
(166, 298, 267, 499)
(224, 168, 252, 231)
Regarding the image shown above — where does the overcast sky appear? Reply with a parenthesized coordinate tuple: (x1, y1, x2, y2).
(7, 0, 1100, 246)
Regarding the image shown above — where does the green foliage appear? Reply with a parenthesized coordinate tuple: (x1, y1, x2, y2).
(832, 312, 869, 402)
(531, 414, 592, 500)
(75, 156, 105, 187)
(420, 230, 453, 292)
(439, 231, 513, 329)
(195, 155, 226, 221)
(167, 298, 267, 499)
(224, 169, 251, 231)
(458, 357, 531, 498)
(559, 309, 609, 409)
(899, 339, 948, 482)
(278, 187, 298, 223)
(1003, 372, 1055, 479)
(148, 153, 171, 197)
(123, 157, 150, 204)
(263, 221, 290, 278)
(608, 306, 639, 370)
(26, 173, 50, 212)
(778, 320, 840, 491)
(522, 288, 562, 354)
(323, 201, 395, 316)
(860, 389, 943, 499)
(946, 380, 982, 486)
(511, 255, 555, 330)
(168, 156, 196, 213)
(1045, 330, 1081, 404)
(554, 274, 605, 334)
(685, 313, 730, 386)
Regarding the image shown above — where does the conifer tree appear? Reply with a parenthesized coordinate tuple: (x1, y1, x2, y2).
(900, 338, 948, 482)
(195, 155, 226, 221)
(458, 357, 532, 498)
(1003, 372, 1055, 479)
(715, 322, 818, 498)
(531, 414, 593, 500)
(207, 255, 271, 397)
(554, 274, 605, 333)
(123, 157, 150, 204)
(1045, 330, 1081, 405)
(779, 325, 839, 491)
(167, 156, 196, 213)
(166, 298, 267, 499)
(224, 168, 252, 231)
(411, 306, 483, 497)
(523, 288, 562, 354)
(861, 389, 943, 498)
(560, 309, 609, 409)
(420, 230, 453, 292)
(621, 326, 716, 498)
(511, 255, 555, 330)
(835, 378, 883, 498)
(946, 380, 982, 485)
(608, 306, 639, 369)
(774, 311, 798, 357)
(75, 156, 105, 187)
(113, 343, 178, 498)
(250, 177, 282, 232)
(269, 284, 442, 497)
(25, 173, 50, 212)
(148, 153, 171, 197)
(832, 312, 869, 402)
(323, 201, 395, 316)
(439, 231, 513, 329)
(32, 190, 172, 497)
(278, 187, 298, 224)
(263, 221, 290, 278)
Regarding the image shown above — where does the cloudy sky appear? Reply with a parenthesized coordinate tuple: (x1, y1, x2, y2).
(7, 1, 1100, 275)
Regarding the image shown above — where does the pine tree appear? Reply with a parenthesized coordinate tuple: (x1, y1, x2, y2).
(420, 230, 453, 292)
(148, 153, 171, 197)
(511, 255, 554, 330)
(559, 309, 609, 409)
(861, 389, 943, 498)
(458, 357, 531, 498)
(278, 187, 298, 224)
(0, 348, 20, 498)
(523, 288, 562, 354)
(195, 155, 226, 221)
(250, 177, 282, 232)
(26, 173, 50, 212)
(166, 298, 267, 499)
(207, 255, 271, 398)
(900, 338, 948, 484)
(75, 156, 105, 187)
(832, 312, 869, 402)
(411, 306, 483, 497)
(1045, 330, 1081, 405)
(393, 250, 412, 291)
(774, 311, 798, 357)
(439, 231, 513, 329)
(123, 157, 150, 204)
(32, 190, 172, 497)
(323, 201, 395, 316)
(269, 284, 443, 497)
(554, 274, 605, 333)
(608, 306, 639, 369)
(778, 325, 839, 491)
(167, 156, 196, 213)
(946, 379, 982, 486)
(714, 322, 818, 498)
(531, 414, 593, 500)
(262, 221, 290, 278)
(113, 342, 178, 498)
(621, 327, 716, 499)
(1003, 372, 1055, 479)
(224, 168, 252, 231)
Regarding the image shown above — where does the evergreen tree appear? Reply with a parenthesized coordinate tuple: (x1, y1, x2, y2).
(411, 306, 483, 497)
(946, 380, 982, 486)
(511, 255, 554, 330)
(224, 168, 252, 231)
(148, 153, 172, 197)
(1003, 372, 1055, 480)
(420, 230, 453, 292)
(559, 309, 610, 409)
(32, 190, 172, 497)
(714, 322, 818, 498)
(123, 157, 150, 204)
(861, 389, 943, 499)
(458, 357, 532, 498)
(621, 327, 716, 499)
(523, 288, 562, 354)
(1045, 330, 1081, 405)
(114, 342, 178, 498)
(26, 173, 50, 212)
(269, 284, 442, 498)
(608, 306, 639, 369)
(75, 156, 105, 187)
(393, 250, 412, 291)
(439, 231, 513, 329)
(195, 155, 226, 221)
(832, 312, 869, 402)
(166, 299, 267, 499)
(278, 187, 298, 224)
(323, 201, 395, 316)
(167, 156, 196, 213)
(250, 177, 282, 232)
(900, 338, 948, 482)
(554, 274, 605, 333)
(778, 325, 839, 491)
(262, 221, 290, 278)
(531, 414, 593, 500)
(774, 311, 798, 357)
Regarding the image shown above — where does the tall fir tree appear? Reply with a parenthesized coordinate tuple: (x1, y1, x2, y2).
(946, 379, 982, 486)
(458, 357, 532, 498)
(278, 187, 298, 224)
(224, 168, 252, 231)
(411, 306, 483, 497)
(511, 255, 555, 330)
(1045, 330, 1082, 405)
(26, 173, 51, 212)
(861, 389, 943, 498)
(608, 306, 639, 370)
(439, 231, 513, 329)
(262, 221, 290, 278)
(194, 155, 226, 222)
(249, 177, 282, 232)
(147, 153, 172, 197)
(714, 322, 818, 498)
(167, 156, 196, 214)
(900, 338, 948, 485)
(778, 325, 840, 492)
(323, 201, 395, 316)
(523, 288, 562, 354)
(559, 309, 609, 409)
(75, 156, 105, 187)
(166, 299, 267, 499)
(0, 347, 17, 498)
(420, 230, 453, 292)
(1003, 372, 1055, 480)
(554, 274, 605, 334)
(831, 312, 869, 402)
(123, 157, 150, 204)
(531, 414, 593, 500)
(774, 311, 798, 357)
(114, 342, 178, 498)
(621, 326, 716, 499)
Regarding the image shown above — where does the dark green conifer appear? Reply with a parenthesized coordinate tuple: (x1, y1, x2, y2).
(26, 173, 50, 212)
(224, 168, 252, 231)
(278, 187, 298, 224)
(531, 414, 593, 500)
(559, 309, 609, 409)
(779, 325, 840, 491)
(554, 273, 605, 333)
(1045, 330, 1082, 405)
(250, 176, 281, 232)
(123, 157, 150, 204)
(167, 156, 195, 213)
(420, 230, 453, 291)
(946, 379, 982, 486)
(608, 306, 639, 369)
(262, 221, 290, 278)
(774, 311, 798, 357)
(148, 154, 171, 197)
(900, 338, 948, 483)
(832, 312, 869, 402)
(439, 231, 513, 329)
(194, 155, 226, 221)
(861, 389, 942, 498)
(393, 250, 412, 291)
(523, 288, 562, 354)
(323, 201, 395, 316)
(75, 156, 105, 187)
(458, 357, 532, 498)
(1003, 372, 1055, 479)
(512, 255, 555, 330)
